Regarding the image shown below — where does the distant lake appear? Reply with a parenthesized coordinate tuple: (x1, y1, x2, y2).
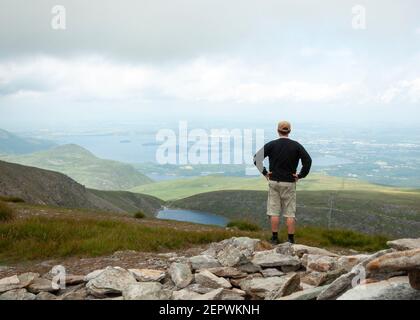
(156, 208, 228, 227)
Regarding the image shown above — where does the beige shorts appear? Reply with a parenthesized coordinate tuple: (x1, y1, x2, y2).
(266, 181, 296, 218)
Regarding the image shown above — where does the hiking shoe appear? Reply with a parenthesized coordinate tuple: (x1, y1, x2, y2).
(270, 237, 280, 245)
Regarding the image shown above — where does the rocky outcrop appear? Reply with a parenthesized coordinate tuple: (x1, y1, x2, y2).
(0, 237, 419, 300)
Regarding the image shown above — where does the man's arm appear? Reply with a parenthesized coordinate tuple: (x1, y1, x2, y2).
(253, 143, 270, 177)
(297, 145, 312, 179)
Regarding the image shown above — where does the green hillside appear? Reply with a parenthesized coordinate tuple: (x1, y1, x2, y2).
(0, 128, 55, 155)
(170, 189, 420, 238)
(0, 144, 153, 190)
(130, 173, 417, 201)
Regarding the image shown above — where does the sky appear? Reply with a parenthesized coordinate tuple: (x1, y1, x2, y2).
(0, 0, 420, 131)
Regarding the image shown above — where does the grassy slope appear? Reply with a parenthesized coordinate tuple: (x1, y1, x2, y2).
(1, 144, 153, 191)
(0, 202, 388, 263)
(130, 173, 418, 200)
(171, 189, 420, 238)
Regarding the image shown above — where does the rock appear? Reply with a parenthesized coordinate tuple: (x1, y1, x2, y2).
(189, 255, 221, 270)
(205, 267, 247, 278)
(301, 269, 347, 287)
(172, 289, 201, 300)
(128, 269, 166, 282)
(27, 277, 59, 293)
(239, 274, 300, 300)
(86, 266, 137, 298)
(197, 288, 224, 300)
(302, 254, 338, 272)
(275, 242, 294, 256)
(277, 285, 328, 300)
(84, 269, 104, 282)
(0, 288, 36, 300)
(317, 249, 393, 300)
(0, 272, 39, 293)
(291, 244, 338, 258)
(65, 275, 86, 286)
(337, 255, 370, 272)
(237, 263, 261, 274)
(367, 249, 420, 273)
(252, 251, 301, 271)
(123, 282, 171, 300)
(387, 238, 420, 251)
(261, 268, 285, 278)
(217, 245, 249, 267)
(36, 292, 58, 300)
(195, 270, 232, 289)
(220, 289, 245, 300)
(168, 262, 193, 289)
(337, 276, 420, 300)
(317, 271, 356, 300)
(408, 270, 420, 290)
(265, 273, 301, 300)
(185, 283, 214, 294)
(215, 237, 260, 267)
(230, 274, 262, 287)
(60, 285, 88, 300)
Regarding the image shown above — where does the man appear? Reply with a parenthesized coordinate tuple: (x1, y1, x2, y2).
(254, 121, 312, 245)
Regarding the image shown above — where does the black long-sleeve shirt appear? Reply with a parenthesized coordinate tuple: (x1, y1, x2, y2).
(253, 137, 312, 182)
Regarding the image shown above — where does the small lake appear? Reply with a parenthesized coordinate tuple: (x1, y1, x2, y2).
(156, 208, 228, 227)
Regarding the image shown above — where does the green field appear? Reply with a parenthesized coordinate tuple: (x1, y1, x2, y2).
(0, 202, 389, 263)
(131, 173, 418, 200)
(0, 144, 153, 191)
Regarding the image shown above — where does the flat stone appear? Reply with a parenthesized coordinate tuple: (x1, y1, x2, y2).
(387, 238, 420, 251)
(291, 244, 338, 258)
(36, 292, 59, 300)
(367, 249, 420, 273)
(84, 269, 104, 282)
(27, 277, 59, 293)
(196, 288, 224, 300)
(265, 273, 301, 300)
(300, 269, 347, 287)
(189, 255, 221, 270)
(239, 274, 300, 300)
(277, 285, 328, 300)
(128, 269, 166, 282)
(217, 245, 249, 267)
(261, 268, 285, 278)
(237, 262, 261, 274)
(337, 255, 370, 272)
(0, 288, 36, 300)
(195, 270, 232, 289)
(205, 267, 246, 278)
(252, 251, 301, 270)
(0, 272, 39, 293)
(172, 289, 201, 300)
(60, 286, 88, 300)
(168, 262, 193, 289)
(185, 283, 214, 294)
(337, 276, 420, 300)
(86, 266, 137, 298)
(220, 289, 245, 300)
(302, 254, 338, 272)
(123, 282, 172, 300)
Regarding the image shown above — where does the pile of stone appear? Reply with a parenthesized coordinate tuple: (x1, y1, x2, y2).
(0, 237, 419, 300)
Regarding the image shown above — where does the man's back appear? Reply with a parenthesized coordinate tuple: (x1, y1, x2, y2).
(254, 137, 312, 182)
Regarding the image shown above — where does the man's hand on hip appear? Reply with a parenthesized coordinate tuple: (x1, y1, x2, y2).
(265, 171, 272, 181)
(292, 173, 299, 182)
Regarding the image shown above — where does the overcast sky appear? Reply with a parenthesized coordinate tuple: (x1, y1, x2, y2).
(0, 0, 419, 130)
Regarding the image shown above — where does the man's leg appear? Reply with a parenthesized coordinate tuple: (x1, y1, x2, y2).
(281, 182, 297, 244)
(267, 181, 281, 244)
(286, 217, 295, 244)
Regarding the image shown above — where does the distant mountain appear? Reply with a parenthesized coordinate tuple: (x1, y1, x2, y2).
(170, 189, 420, 238)
(0, 160, 163, 216)
(0, 144, 153, 191)
(0, 128, 56, 155)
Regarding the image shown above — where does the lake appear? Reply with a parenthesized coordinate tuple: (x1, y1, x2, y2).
(156, 208, 228, 226)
